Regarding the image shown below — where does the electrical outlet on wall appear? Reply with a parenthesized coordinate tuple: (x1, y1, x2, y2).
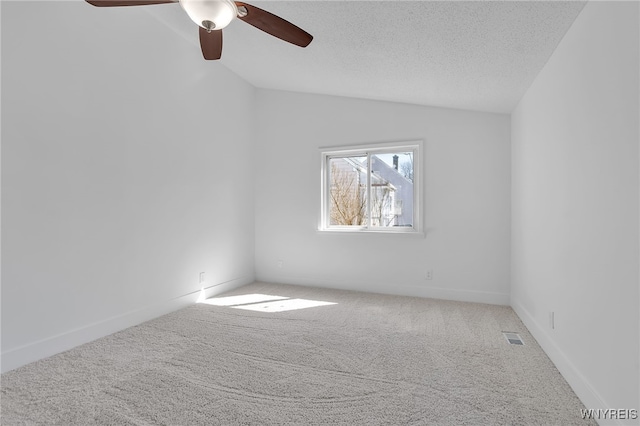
(277, 260, 284, 269)
(199, 272, 206, 284)
(425, 269, 433, 280)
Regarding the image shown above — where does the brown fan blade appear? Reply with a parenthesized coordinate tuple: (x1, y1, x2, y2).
(235, 2, 312, 48)
(86, 0, 177, 6)
(199, 28, 223, 60)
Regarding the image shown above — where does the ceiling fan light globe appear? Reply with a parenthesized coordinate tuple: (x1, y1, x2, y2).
(179, 0, 238, 30)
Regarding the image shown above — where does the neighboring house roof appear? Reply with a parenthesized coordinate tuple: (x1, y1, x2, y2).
(370, 155, 413, 187)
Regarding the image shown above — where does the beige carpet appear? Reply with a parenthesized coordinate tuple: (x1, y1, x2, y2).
(1, 282, 593, 425)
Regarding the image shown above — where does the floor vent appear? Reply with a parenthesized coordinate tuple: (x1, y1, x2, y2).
(503, 332, 524, 345)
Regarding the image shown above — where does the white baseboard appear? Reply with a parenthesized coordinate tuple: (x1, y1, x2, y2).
(1, 276, 253, 373)
(258, 274, 510, 305)
(511, 300, 624, 426)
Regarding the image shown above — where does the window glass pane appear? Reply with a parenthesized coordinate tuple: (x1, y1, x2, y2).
(328, 156, 368, 226)
(321, 143, 419, 233)
(369, 152, 414, 227)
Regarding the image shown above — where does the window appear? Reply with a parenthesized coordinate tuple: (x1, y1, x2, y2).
(320, 141, 422, 233)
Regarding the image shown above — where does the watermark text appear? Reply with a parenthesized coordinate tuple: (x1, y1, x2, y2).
(580, 409, 638, 420)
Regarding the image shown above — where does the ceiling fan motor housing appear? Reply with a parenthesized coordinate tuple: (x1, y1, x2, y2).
(179, 0, 238, 30)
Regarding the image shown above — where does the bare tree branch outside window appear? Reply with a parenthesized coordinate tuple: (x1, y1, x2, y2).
(400, 153, 414, 182)
(329, 162, 366, 225)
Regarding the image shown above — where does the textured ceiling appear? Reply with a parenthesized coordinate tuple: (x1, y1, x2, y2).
(116, 1, 586, 113)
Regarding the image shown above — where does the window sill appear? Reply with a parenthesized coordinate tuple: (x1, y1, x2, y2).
(317, 227, 425, 237)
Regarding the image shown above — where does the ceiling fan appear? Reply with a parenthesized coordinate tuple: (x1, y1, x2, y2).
(86, 0, 313, 60)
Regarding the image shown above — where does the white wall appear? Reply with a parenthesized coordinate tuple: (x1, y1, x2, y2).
(254, 90, 511, 304)
(511, 1, 639, 422)
(1, 1, 255, 372)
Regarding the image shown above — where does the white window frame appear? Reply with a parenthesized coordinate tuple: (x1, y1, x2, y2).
(319, 140, 423, 234)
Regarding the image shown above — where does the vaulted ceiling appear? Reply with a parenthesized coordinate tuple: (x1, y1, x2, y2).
(82, 1, 587, 113)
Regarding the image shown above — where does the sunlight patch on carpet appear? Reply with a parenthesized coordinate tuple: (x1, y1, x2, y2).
(200, 293, 337, 312)
(232, 298, 337, 312)
(200, 294, 288, 306)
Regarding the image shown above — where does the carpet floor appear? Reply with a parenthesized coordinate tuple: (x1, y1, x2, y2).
(1, 282, 594, 425)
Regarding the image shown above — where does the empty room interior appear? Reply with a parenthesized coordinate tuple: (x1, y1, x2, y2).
(1, 0, 639, 424)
